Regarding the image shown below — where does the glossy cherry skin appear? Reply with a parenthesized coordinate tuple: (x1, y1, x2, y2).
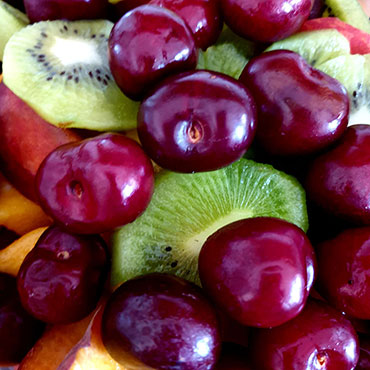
(36, 133, 154, 234)
(114, 0, 222, 50)
(249, 299, 359, 370)
(102, 273, 221, 369)
(138, 70, 257, 173)
(17, 226, 108, 324)
(308, 0, 325, 19)
(198, 217, 316, 328)
(24, 0, 108, 23)
(316, 227, 370, 320)
(239, 50, 349, 157)
(306, 125, 370, 225)
(220, 0, 313, 43)
(0, 273, 44, 365)
(109, 5, 197, 101)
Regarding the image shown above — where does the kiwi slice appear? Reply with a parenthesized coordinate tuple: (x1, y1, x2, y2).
(323, 0, 370, 33)
(316, 54, 370, 125)
(2, 20, 139, 131)
(0, 0, 28, 61)
(197, 26, 257, 79)
(112, 159, 308, 287)
(266, 29, 350, 67)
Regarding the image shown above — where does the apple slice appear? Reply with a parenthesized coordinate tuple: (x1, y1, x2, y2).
(0, 82, 81, 201)
(0, 227, 46, 276)
(0, 172, 51, 235)
(300, 17, 370, 54)
(59, 303, 128, 370)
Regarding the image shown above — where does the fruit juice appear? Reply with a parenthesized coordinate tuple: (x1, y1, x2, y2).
(1, 0, 370, 369)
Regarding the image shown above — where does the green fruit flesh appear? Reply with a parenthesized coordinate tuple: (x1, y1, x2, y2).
(197, 26, 257, 79)
(2, 20, 139, 131)
(0, 0, 28, 61)
(266, 29, 350, 67)
(323, 0, 370, 33)
(316, 54, 370, 125)
(112, 159, 308, 287)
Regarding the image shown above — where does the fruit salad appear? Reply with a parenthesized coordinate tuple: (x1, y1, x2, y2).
(1, 0, 370, 369)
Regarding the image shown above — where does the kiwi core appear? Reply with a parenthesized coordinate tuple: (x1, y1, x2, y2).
(184, 209, 253, 255)
(50, 37, 102, 66)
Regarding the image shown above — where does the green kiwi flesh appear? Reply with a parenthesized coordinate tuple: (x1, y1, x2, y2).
(0, 0, 28, 61)
(266, 29, 350, 67)
(2, 20, 139, 131)
(316, 54, 370, 125)
(112, 159, 308, 287)
(197, 26, 257, 79)
(323, 0, 370, 33)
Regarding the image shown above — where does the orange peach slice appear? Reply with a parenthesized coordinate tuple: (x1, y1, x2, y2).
(19, 314, 93, 370)
(0, 227, 46, 276)
(0, 172, 51, 235)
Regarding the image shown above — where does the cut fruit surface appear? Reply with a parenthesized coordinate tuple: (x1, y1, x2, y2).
(0, 0, 28, 60)
(316, 54, 370, 125)
(2, 20, 139, 131)
(112, 159, 308, 287)
(323, 0, 370, 33)
(266, 29, 350, 67)
(197, 26, 257, 79)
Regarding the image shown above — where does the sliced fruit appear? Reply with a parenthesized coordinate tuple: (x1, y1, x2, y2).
(323, 0, 370, 33)
(0, 0, 29, 60)
(300, 17, 370, 54)
(197, 26, 257, 79)
(0, 227, 46, 276)
(0, 172, 51, 235)
(112, 159, 308, 287)
(19, 313, 93, 370)
(316, 54, 370, 125)
(58, 304, 127, 370)
(359, 0, 370, 16)
(2, 19, 139, 131)
(266, 29, 350, 67)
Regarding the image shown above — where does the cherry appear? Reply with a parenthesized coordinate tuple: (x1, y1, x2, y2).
(102, 273, 221, 369)
(239, 50, 349, 157)
(138, 70, 257, 173)
(249, 299, 359, 370)
(24, 0, 108, 23)
(199, 217, 316, 328)
(220, 0, 314, 43)
(306, 125, 370, 225)
(36, 133, 154, 234)
(0, 272, 44, 365)
(316, 227, 370, 320)
(17, 226, 108, 324)
(357, 335, 370, 370)
(308, 0, 325, 19)
(109, 5, 197, 101)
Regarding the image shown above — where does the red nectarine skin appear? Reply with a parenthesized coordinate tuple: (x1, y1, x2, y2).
(0, 83, 80, 201)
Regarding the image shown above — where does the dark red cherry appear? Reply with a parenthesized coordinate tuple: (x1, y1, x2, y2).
(357, 335, 370, 370)
(316, 227, 370, 319)
(17, 226, 108, 324)
(249, 299, 359, 370)
(220, 0, 313, 43)
(108, 5, 197, 101)
(199, 217, 316, 328)
(0, 273, 44, 365)
(306, 125, 370, 225)
(308, 0, 325, 19)
(24, 0, 108, 23)
(102, 273, 221, 369)
(239, 50, 349, 156)
(36, 133, 154, 234)
(138, 70, 257, 173)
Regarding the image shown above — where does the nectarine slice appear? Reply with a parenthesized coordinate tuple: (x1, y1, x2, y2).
(0, 227, 46, 276)
(0, 172, 51, 235)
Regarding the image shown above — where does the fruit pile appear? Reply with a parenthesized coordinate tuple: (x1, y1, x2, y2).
(1, 0, 370, 368)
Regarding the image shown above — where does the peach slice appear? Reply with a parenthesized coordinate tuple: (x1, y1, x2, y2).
(0, 172, 51, 235)
(0, 227, 46, 276)
(19, 314, 94, 370)
(59, 304, 129, 370)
